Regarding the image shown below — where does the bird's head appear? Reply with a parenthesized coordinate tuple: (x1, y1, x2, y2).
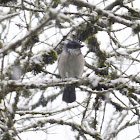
(65, 40, 84, 49)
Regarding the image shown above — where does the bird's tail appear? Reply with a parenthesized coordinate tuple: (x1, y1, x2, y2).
(63, 86, 76, 103)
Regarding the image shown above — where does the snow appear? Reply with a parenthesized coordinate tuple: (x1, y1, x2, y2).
(111, 78, 127, 85)
(116, 48, 129, 55)
(50, 8, 60, 15)
(89, 74, 101, 87)
(60, 0, 67, 3)
(11, 65, 22, 80)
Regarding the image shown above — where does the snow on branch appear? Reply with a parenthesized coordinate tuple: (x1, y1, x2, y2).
(17, 118, 102, 140)
(1, 76, 140, 96)
(0, 4, 44, 12)
(0, 8, 62, 56)
(0, 14, 50, 55)
(3, 78, 87, 90)
(71, 0, 138, 27)
(0, 12, 19, 22)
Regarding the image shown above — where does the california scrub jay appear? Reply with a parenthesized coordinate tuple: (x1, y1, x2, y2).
(58, 40, 84, 103)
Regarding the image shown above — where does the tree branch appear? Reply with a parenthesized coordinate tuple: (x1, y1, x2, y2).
(17, 118, 103, 140)
(71, 0, 138, 27)
(0, 12, 19, 22)
(0, 9, 58, 55)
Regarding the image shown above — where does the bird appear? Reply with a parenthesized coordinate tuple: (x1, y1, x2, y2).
(58, 40, 84, 103)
